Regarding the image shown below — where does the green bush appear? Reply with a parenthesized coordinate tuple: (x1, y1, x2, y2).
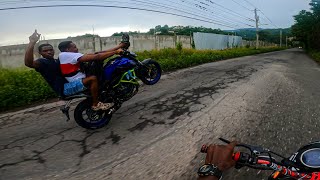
(0, 68, 56, 111)
(0, 47, 285, 112)
(176, 41, 183, 51)
(310, 51, 320, 62)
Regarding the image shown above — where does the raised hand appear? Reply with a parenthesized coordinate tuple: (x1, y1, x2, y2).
(29, 29, 41, 43)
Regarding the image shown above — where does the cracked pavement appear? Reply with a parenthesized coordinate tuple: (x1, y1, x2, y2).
(1, 48, 320, 180)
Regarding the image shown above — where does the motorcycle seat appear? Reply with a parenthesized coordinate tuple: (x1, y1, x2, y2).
(59, 90, 90, 101)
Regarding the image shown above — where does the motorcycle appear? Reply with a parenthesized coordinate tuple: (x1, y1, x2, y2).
(201, 138, 320, 180)
(59, 34, 162, 129)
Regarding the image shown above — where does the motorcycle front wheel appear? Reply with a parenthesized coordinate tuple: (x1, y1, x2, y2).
(139, 59, 162, 85)
(74, 99, 112, 129)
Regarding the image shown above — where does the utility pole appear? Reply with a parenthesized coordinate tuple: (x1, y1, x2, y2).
(254, 8, 259, 49)
(190, 31, 192, 48)
(280, 29, 283, 47)
(286, 36, 288, 47)
(92, 25, 96, 52)
(154, 28, 156, 50)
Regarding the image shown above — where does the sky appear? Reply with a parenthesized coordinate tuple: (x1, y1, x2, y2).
(0, 0, 312, 46)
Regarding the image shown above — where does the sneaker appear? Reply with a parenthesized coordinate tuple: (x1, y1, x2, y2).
(92, 102, 114, 111)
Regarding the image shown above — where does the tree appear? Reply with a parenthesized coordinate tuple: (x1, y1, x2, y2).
(292, 0, 320, 50)
(112, 31, 141, 36)
(259, 31, 271, 41)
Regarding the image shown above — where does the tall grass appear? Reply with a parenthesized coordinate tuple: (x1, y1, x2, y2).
(0, 47, 285, 112)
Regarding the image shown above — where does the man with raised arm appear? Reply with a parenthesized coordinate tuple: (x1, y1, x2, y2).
(24, 30, 67, 97)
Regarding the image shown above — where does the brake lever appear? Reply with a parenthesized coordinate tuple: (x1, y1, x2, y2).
(219, 138, 270, 155)
(219, 138, 251, 149)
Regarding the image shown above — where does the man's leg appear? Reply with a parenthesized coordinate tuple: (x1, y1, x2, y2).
(82, 76, 114, 110)
(82, 76, 99, 106)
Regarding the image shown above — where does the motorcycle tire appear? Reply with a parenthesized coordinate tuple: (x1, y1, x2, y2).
(139, 59, 162, 85)
(74, 99, 112, 129)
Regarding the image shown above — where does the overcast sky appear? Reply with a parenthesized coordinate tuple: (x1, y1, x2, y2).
(0, 0, 311, 46)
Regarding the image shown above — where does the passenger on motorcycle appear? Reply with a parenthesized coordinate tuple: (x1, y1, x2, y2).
(58, 40, 125, 111)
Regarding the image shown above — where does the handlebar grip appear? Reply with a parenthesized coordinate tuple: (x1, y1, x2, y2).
(200, 144, 247, 163)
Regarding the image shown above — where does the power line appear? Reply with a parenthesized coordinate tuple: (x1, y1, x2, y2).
(126, 0, 240, 27)
(242, 0, 256, 8)
(0, 0, 255, 28)
(0, 0, 246, 28)
(0, 0, 258, 29)
(0, 0, 24, 5)
(259, 10, 278, 28)
(0, 0, 243, 28)
(0, 4, 241, 28)
(179, 0, 254, 27)
(230, 0, 252, 11)
(240, 0, 279, 28)
(162, 0, 242, 27)
(200, 0, 255, 21)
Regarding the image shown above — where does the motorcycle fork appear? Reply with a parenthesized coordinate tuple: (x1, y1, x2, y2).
(60, 100, 72, 121)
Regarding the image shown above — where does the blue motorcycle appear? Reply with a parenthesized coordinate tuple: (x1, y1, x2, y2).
(60, 34, 162, 129)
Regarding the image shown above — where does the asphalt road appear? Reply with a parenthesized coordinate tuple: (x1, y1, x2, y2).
(1, 48, 320, 180)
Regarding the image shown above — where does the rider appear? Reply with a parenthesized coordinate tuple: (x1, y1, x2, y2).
(58, 40, 125, 111)
(198, 142, 236, 180)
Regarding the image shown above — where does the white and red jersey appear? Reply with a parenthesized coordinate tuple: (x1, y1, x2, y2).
(59, 52, 86, 82)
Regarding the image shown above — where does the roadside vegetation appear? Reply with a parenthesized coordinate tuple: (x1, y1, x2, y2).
(310, 51, 320, 62)
(0, 46, 285, 112)
(292, 0, 320, 60)
(136, 47, 285, 71)
(0, 68, 56, 112)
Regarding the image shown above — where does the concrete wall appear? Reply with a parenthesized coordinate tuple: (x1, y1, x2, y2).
(0, 34, 191, 68)
(0, 33, 276, 68)
(0, 44, 29, 68)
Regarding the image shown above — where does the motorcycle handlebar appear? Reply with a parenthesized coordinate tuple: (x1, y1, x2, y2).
(200, 144, 315, 179)
(201, 145, 251, 164)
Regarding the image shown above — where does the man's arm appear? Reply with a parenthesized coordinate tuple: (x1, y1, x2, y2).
(24, 30, 41, 68)
(78, 49, 123, 62)
(92, 43, 127, 54)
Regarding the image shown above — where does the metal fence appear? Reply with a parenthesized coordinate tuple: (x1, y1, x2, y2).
(193, 32, 243, 50)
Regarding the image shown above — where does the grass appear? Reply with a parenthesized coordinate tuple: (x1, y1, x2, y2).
(309, 50, 320, 62)
(0, 47, 285, 112)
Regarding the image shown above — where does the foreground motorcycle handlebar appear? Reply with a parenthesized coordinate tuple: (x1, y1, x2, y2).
(200, 138, 320, 179)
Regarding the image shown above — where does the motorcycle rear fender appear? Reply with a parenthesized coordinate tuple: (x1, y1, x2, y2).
(141, 58, 153, 65)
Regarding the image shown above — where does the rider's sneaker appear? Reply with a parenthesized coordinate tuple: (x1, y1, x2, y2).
(92, 102, 114, 111)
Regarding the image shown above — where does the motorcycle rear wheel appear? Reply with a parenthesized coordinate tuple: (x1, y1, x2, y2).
(74, 99, 112, 129)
